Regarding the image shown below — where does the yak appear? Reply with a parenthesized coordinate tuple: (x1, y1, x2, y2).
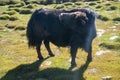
(26, 8, 97, 67)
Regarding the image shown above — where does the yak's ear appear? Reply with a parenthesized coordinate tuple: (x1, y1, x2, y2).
(75, 12, 88, 26)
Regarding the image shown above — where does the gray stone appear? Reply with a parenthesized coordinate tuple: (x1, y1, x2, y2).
(109, 36, 119, 40)
(102, 76, 112, 80)
(97, 29, 106, 37)
(95, 50, 110, 56)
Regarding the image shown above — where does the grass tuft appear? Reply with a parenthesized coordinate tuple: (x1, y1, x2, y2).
(63, 2, 73, 6)
(15, 26, 26, 31)
(107, 6, 117, 11)
(2, 10, 16, 15)
(9, 16, 19, 21)
(19, 9, 33, 14)
(0, 14, 18, 21)
(99, 43, 120, 51)
(25, 4, 34, 8)
(98, 15, 109, 21)
(0, 0, 21, 6)
(5, 24, 16, 29)
(55, 4, 64, 9)
(96, 5, 102, 9)
(74, 2, 82, 5)
(8, 8, 21, 12)
(113, 17, 120, 21)
(89, 2, 97, 6)
(104, 3, 111, 6)
(0, 14, 10, 20)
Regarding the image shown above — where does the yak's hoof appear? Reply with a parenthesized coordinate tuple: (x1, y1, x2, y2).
(49, 54, 55, 57)
(87, 58, 92, 62)
(71, 63, 77, 67)
(69, 63, 77, 70)
(38, 56, 44, 60)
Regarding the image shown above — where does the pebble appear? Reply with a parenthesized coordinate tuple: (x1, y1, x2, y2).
(95, 50, 110, 56)
(97, 29, 106, 37)
(87, 68, 99, 75)
(109, 36, 119, 40)
(102, 76, 112, 80)
(41, 61, 52, 67)
(45, 61, 52, 66)
(109, 26, 116, 29)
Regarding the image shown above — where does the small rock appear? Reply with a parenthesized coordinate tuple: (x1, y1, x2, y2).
(113, 29, 116, 31)
(95, 50, 110, 56)
(0, 38, 7, 42)
(109, 26, 116, 29)
(102, 76, 112, 80)
(97, 29, 106, 37)
(45, 61, 52, 66)
(55, 49, 61, 56)
(89, 68, 98, 74)
(109, 36, 119, 40)
(86, 68, 99, 75)
(115, 23, 120, 25)
(68, 58, 71, 62)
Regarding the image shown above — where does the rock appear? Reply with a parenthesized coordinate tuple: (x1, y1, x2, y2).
(41, 61, 52, 67)
(109, 26, 116, 29)
(115, 23, 120, 25)
(109, 36, 119, 40)
(113, 29, 116, 31)
(97, 29, 106, 37)
(45, 61, 52, 66)
(95, 50, 110, 56)
(68, 58, 71, 62)
(55, 49, 61, 56)
(102, 76, 112, 80)
(86, 68, 99, 75)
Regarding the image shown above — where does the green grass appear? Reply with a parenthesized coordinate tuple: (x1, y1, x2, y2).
(0, 1, 120, 80)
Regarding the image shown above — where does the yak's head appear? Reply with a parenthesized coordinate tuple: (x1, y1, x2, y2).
(59, 11, 88, 30)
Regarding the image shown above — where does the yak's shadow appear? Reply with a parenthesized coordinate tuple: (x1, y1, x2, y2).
(0, 58, 90, 80)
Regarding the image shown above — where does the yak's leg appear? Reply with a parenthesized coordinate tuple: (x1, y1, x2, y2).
(36, 41, 43, 60)
(44, 40, 54, 57)
(70, 46, 78, 67)
(87, 46, 92, 62)
(84, 40, 93, 62)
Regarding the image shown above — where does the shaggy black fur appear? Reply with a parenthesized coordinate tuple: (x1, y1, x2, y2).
(26, 8, 97, 67)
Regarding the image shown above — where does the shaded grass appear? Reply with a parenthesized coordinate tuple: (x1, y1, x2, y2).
(113, 17, 120, 21)
(15, 26, 26, 31)
(0, 14, 10, 20)
(2, 10, 16, 15)
(0, 14, 19, 21)
(99, 42, 120, 51)
(19, 9, 33, 14)
(98, 15, 109, 21)
(0, 0, 21, 6)
(8, 2, 25, 8)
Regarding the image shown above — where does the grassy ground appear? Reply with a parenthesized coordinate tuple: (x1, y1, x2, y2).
(0, 1, 120, 80)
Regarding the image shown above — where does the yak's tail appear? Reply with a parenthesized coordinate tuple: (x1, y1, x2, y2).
(26, 10, 38, 48)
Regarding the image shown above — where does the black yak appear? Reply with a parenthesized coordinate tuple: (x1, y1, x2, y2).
(26, 8, 97, 67)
